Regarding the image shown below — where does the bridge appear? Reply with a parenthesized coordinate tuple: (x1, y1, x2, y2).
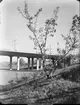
(0, 50, 59, 71)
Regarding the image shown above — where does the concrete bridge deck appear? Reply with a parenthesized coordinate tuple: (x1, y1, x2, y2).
(0, 50, 42, 58)
(0, 50, 58, 58)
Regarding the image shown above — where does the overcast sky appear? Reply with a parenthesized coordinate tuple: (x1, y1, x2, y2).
(0, 0, 79, 54)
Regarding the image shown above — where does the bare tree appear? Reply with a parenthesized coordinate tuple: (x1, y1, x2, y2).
(17, 0, 59, 70)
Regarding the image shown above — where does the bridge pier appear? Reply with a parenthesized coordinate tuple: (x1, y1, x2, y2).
(17, 57, 20, 70)
(37, 58, 40, 70)
(32, 58, 34, 70)
(10, 56, 12, 70)
(28, 57, 30, 70)
(40, 59, 43, 70)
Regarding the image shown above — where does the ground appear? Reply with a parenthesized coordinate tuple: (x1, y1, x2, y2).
(0, 64, 80, 104)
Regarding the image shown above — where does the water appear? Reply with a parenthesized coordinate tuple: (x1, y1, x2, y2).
(0, 70, 34, 85)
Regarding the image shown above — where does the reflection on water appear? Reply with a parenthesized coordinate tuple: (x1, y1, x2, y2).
(0, 70, 33, 85)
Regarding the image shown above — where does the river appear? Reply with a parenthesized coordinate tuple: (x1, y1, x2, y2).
(0, 70, 35, 85)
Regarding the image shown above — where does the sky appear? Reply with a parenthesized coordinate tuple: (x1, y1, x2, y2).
(0, 0, 79, 58)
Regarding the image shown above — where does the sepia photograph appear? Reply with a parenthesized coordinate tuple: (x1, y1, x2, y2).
(0, 0, 80, 104)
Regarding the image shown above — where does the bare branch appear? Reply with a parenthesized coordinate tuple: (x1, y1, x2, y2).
(17, 7, 27, 19)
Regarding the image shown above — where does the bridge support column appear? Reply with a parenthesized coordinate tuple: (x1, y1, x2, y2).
(28, 58, 30, 70)
(10, 56, 12, 70)
(40, 59, 43, 70)
(37, 58, 39, 70)
(32, 58, 34, 70)
(17, 57, 20, 70)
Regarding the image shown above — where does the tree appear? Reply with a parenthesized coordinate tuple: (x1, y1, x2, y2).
(48, 15, 80, 78)
(20, 58, 26, 66)
(70, 15, 80, 33)
(56, 14, 80, 67)
(70, 14, 80, 62)
(17, 0, 59, 70)
(57, 48, 65, 68)
(57, 28, 79, 66)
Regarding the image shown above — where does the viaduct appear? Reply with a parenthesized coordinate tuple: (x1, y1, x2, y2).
(0, 50, 59, 71)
